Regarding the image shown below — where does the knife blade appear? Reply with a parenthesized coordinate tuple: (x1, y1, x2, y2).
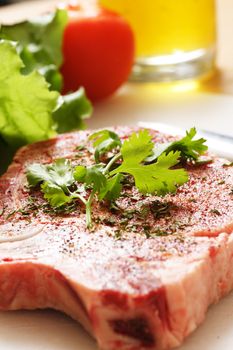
(138, 122, 233, 161)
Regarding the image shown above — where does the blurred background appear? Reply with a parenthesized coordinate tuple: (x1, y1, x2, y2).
(1, 0, 233, 95)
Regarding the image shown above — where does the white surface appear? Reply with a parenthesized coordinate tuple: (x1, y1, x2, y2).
(2, 291, 233, 350)
(90, 84, 233, 138)
(90, 84, 233, 160)
(138, 122, 233, 160)
(1, 88, 233, 350)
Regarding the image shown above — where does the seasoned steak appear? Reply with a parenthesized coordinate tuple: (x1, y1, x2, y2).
(0, 127, 233, 350)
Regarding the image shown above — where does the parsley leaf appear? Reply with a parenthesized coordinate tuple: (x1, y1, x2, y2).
(168, 127, 208, 161)
(73, 165, 87, 182)
(112, 151, 188, 195)
(89, 129, 121, 162)
(27, 159, 74, 189)
(111, 130, 188, 195)
(41, 182, 72, 207)
(74, 164, 107, 192)
(27, 159, 75, 208)
(85, 165, 107, 192)
(27, 128, 205, 229)
(146, 127, 208, 163)
(46, 159, 74, 188)
(27, 163, 54, 186)
(145, 142, 173, 163)
(119, 130, 153, 164)
(98, 174, 123, 201)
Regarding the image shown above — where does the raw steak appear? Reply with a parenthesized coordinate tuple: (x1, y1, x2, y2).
(0, 127, 233, 350)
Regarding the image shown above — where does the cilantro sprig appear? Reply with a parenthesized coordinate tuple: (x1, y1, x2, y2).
(27, 128, 208, 229)
(110, 131, 188, 195)
(89, 129, 122, 163)
(145, 127, 208, 163)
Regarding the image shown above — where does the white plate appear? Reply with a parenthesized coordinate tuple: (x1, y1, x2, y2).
(1, 88, 233, 350)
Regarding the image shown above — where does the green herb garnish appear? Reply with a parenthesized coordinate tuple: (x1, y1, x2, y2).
(210, 209, 221, 216)
(89, 129, 122, 163)
(111, 131, 188, 195)
(53, 88, 92, 133)
(145, 127, 208, 163)
(150, 200, 172, 219)
(223, 162, 233, 168)
(27, 128, 208, 229)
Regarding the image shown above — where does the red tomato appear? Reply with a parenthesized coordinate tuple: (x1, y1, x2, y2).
(60, 1, 135, 102)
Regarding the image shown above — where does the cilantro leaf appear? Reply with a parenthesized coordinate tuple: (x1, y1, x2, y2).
(27, 159, 75, 208)
(73, 165, 87, 182)
(46, 159, 74, 188)
(0, 9, 68, 91)
(0, 40, 58, 148)
(74, 164, 122, 201)
(53, 88, 92, 133)
(75, 164, 107, 192)
(27, 159, 76, 208)
(111, 131, 188, 195)
(89, 129, 121, 162)
(85, 165, 106, 192)
(146, 127, 208, 163)
(145, 142, 172, 163)
(177, 127, 208, 160)
(112, 151, 188, 195)
(98, 173, 123, 201)
(120, 130, 154, 164)
(27, 163, 53, 186)
(27, 159, 74, 189)
(41, 182, 72, 207)
(26, 128, 200, 229)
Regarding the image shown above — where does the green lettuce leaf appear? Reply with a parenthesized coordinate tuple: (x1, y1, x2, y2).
(0, 9, 68, 91)
(0, 40, 58, 148)
(53, 88, 92, 133)
(0, 39, 92, 173)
